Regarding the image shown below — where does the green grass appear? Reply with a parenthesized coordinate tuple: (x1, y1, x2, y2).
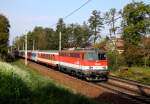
(0, 61, 104, 104)
(110, 66, 150, 84)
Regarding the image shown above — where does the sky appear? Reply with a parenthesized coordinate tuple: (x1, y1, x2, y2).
(0, 0, 149, 45)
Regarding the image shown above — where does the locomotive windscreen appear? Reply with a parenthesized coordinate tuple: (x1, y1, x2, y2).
(84, 53, 106, 60)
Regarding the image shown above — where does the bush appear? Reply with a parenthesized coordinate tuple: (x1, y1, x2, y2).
(0, 61, 100, 104)
(123, 44, 145, 67)
(107, 52, 126, 70)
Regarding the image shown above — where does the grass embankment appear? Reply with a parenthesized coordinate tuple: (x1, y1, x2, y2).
(0, 61, 101, 104)
(110, 66, 150, 84)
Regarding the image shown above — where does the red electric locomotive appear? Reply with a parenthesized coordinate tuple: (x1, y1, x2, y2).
(58, 50, 108, 80)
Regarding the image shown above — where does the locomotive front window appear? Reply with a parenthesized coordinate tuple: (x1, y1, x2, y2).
(84, 53, 106, 60)
(84, 53, 99, 60)
(98, 53, 106, 60)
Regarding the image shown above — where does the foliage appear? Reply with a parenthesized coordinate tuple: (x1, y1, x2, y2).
(32, 27, 48, 50)
(14, 20, 91, 50)
(0, 14, 10, 60)
(0, 61, 101, 104)
(123, 44, 145, 67)
(94, 41, 106, 50)
(122, 1, 150, 45)
(121, 1, 150, 67)
(104, 8, 120, 37)
(111, 66, 150, 84)
(14, 27, 55, 50)
(88, 10, 103, 44)
(66, 22, 90, 48)
(94, 37, 109, 50)
(106, 52, 125, 70)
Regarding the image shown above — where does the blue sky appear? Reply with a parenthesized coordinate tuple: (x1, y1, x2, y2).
(0, 0, 149, 45)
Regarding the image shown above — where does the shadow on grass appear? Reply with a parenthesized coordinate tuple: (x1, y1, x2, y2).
(0, 72, 99, 104)
(0, 73, 31, 104)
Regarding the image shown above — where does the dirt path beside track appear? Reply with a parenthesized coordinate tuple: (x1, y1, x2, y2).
(20, 59, 138, 104)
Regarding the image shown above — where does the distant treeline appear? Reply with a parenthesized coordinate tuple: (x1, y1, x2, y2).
(14, 21, 91, 50)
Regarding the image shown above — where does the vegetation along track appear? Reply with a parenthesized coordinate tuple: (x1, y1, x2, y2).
(94, 76, 150, 104)
(21, 60, 147, 104)
(22, 60, 150, 104)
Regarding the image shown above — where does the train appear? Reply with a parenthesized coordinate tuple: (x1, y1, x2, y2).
(17, 49, 109, 81)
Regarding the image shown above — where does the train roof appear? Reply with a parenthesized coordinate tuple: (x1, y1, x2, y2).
(18, 49, 105, 53)
(60, 50, 105, 53)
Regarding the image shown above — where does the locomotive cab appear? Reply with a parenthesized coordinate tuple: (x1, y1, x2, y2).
(81, 51, 108, 81)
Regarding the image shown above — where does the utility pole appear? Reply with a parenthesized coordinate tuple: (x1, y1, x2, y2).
(25, 33, 27, 65)
(59, 31, 62, 51)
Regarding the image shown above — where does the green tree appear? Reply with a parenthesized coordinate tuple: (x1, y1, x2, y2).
(14, 27, 56, 50)
(88, 10, 103, 45)
(66, 23, 90, 48)
(122, 1, 150, 45)
(27, 31, 34, 50)
(105, 8, 120, 69)
(44, 28, 55, 50)
(0, 14, 10, 60)
(32, 27, 48, 50)
(105, 8, 119, 37)
(81, 21, 91, 47)
(122, 1, 150, 66)
(65, 24, 75, 48)
(73, 24, 84, 47)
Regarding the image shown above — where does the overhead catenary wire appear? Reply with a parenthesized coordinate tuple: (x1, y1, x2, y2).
(51, 0, 92, 27)
(63, 0, 92, 20)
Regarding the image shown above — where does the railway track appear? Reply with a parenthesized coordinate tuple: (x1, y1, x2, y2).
(21, 59, 150, 104)
(93, 76, 150, 104)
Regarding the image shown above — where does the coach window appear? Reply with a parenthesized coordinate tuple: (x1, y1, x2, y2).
(70, 53, 73, 57)
(61, 53, 64, 56)
(62, 53, 64, 56)
(98, 53, 106, 60)
(76, 54, 80, 58)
